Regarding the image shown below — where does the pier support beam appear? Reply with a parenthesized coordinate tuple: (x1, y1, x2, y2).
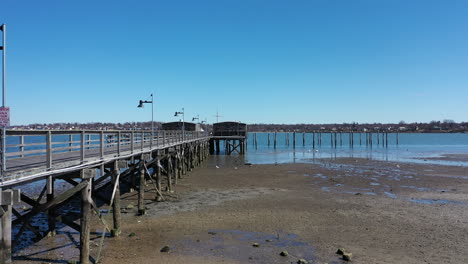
(46, 176, 56, 237)
(111, 162, 123, 237)
(138, 166, 146, 215)
(80, 169, 95, 264)
(1, 189, 20, 264)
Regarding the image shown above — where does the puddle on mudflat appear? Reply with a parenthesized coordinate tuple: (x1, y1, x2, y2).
(408, 198, 465, 205)
(313, 173, 327, 179)
(400, 185, 432, 192)
(384, 192, 398, 199)
(172, 230, 343, 264)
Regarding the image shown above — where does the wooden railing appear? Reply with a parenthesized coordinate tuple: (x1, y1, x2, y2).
(1, 129, 209, 175)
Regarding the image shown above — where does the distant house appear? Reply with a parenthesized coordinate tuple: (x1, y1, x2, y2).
(398, 127, 407, 131)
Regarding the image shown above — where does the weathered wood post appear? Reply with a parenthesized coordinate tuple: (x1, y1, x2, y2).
(156, 154, 162, 201)
(312, 132, 315, 149)
(174, 153, 180, 182)
(138, 165, 146, 215)
(268, 133, 270, 146)
(46, 176, 55, 236)
(209, 138, 214, 154)
(111, 162, 123, 237)
(396, 132, 399, 145)
(302, 132, 305, 146)
(293, 132, 296, 148)
(274, 132, 277, 149)
(80, 169, 95, 264)
(1, 189, 20, 264)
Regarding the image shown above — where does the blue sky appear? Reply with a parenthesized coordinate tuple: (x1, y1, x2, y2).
(1, 0, 467, 125)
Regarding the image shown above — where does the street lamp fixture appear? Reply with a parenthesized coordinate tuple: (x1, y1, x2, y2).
(137, 93, 154, 147)
(174, 108, 185, 138)
(192, 115, 199, 122)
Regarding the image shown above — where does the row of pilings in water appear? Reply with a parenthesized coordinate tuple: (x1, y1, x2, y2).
(249, 132, 400, 149)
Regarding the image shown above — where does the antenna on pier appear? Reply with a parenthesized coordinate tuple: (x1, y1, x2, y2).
(213, 108, 223, 123)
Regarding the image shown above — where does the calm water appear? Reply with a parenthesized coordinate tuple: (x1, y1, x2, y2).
(242, 132, 468, 166)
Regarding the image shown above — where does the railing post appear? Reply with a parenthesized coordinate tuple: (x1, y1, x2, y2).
(140, 131, 144, 151)
(117, 131, 121, 156)
(46, 131, 52, 169)
(19, 135, 24, 158)
(156, 130, 159, 147)
(87, 134, 91, 150)
(131, 131, 134, 154)
(150, 129, 153, 150)
(69, 134, 73, 152)
(1, 128, 6, 175)
(80, 131, 85, 163)
(100, 131, 104, 159)
(163, 131, 166, 146)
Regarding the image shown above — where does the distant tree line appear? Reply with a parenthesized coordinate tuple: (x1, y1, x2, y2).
(247, 120, 468, 133)
(10, 120, 468, 133)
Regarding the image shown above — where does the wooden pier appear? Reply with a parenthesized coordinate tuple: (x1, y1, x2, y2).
(0, 129, 213, 263)
(209, 122, 247, 155)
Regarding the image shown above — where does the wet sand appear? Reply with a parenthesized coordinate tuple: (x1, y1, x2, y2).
(14, 156, 468, 264)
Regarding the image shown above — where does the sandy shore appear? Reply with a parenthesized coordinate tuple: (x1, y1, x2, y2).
(14, 156, 468, 264)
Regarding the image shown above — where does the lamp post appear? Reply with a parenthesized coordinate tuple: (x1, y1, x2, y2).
(1, 24, 5, 108)
(174, 108, 184, 140)
(137, 93, 154, 147)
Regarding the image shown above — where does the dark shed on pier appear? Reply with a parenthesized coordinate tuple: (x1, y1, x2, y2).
(213, 121, 247, 137)
(162, 121, 201, 131)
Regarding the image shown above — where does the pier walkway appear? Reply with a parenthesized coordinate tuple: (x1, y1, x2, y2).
(0, 129, 214, 264)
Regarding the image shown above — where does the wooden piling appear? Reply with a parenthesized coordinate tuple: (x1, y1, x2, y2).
(274, 132, 277, 149)
(312, 132, 315, 149)
(1, 190, 14, 264)
(80, 169, 94, 264)
(293, 132, 296, 148)
(46, 176, 56, 236)
(156, 155, 162, 200)
(111, 164, 121, 237)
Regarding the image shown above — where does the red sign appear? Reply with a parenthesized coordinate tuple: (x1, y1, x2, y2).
(0, 107, 10, 127)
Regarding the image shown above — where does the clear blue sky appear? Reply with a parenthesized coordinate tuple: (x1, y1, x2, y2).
(1, 0, 467, 125)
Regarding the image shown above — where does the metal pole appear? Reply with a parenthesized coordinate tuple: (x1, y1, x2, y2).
(182, 107, 185, 140)
(1, 24, 5, 107)
(1, 24, 6, 177)
(151, 93, 154, 148)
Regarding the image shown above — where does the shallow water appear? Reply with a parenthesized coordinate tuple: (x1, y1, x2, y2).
(244, 132, 468, 166)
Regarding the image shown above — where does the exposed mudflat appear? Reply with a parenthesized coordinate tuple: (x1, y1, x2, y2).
(13, 156, 468, 264)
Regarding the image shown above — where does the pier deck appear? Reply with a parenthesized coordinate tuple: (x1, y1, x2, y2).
(0, 129, 213, 264)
